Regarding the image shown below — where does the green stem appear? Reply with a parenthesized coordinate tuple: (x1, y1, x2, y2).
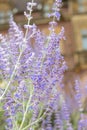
(0, 51, 23, 100)
(21, 109, 47, 130)
(19, 94, 33, 130)
(0, 0, 34, 101)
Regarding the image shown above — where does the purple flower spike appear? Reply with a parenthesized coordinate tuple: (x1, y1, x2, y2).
(55, 12, 61, 20)
(74, 80, 83, 112)
(0, 0, 80, 130)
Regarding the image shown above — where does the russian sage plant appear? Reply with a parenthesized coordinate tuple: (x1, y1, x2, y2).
(0, 0, 87, 130)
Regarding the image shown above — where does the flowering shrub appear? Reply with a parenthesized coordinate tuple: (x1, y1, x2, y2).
(0, 0, 87, 130)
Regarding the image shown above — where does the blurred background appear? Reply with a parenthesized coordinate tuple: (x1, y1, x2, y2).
(0, 0, 87, 91)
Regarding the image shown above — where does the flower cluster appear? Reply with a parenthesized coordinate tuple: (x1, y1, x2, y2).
(48, 0, 62, 21)
(0, 0, 87, 130)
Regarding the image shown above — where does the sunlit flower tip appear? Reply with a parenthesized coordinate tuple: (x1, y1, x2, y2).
(27, 2, 37, 7)
(24, 11, 32, 19)
(26, 2, 37, 11)
(24, 11, 27, 16)
(26, 6, 33, 12)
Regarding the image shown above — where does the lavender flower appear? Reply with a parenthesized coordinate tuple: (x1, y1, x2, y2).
(0, 0, 84, 130)
(0, 1, 67, 129)
(54, 110, 63, 130)
(74, 80, 83, 112)
(48, 0, 62, 21)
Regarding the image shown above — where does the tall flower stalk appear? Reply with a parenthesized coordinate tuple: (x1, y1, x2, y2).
(0, 0, 36, 100)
